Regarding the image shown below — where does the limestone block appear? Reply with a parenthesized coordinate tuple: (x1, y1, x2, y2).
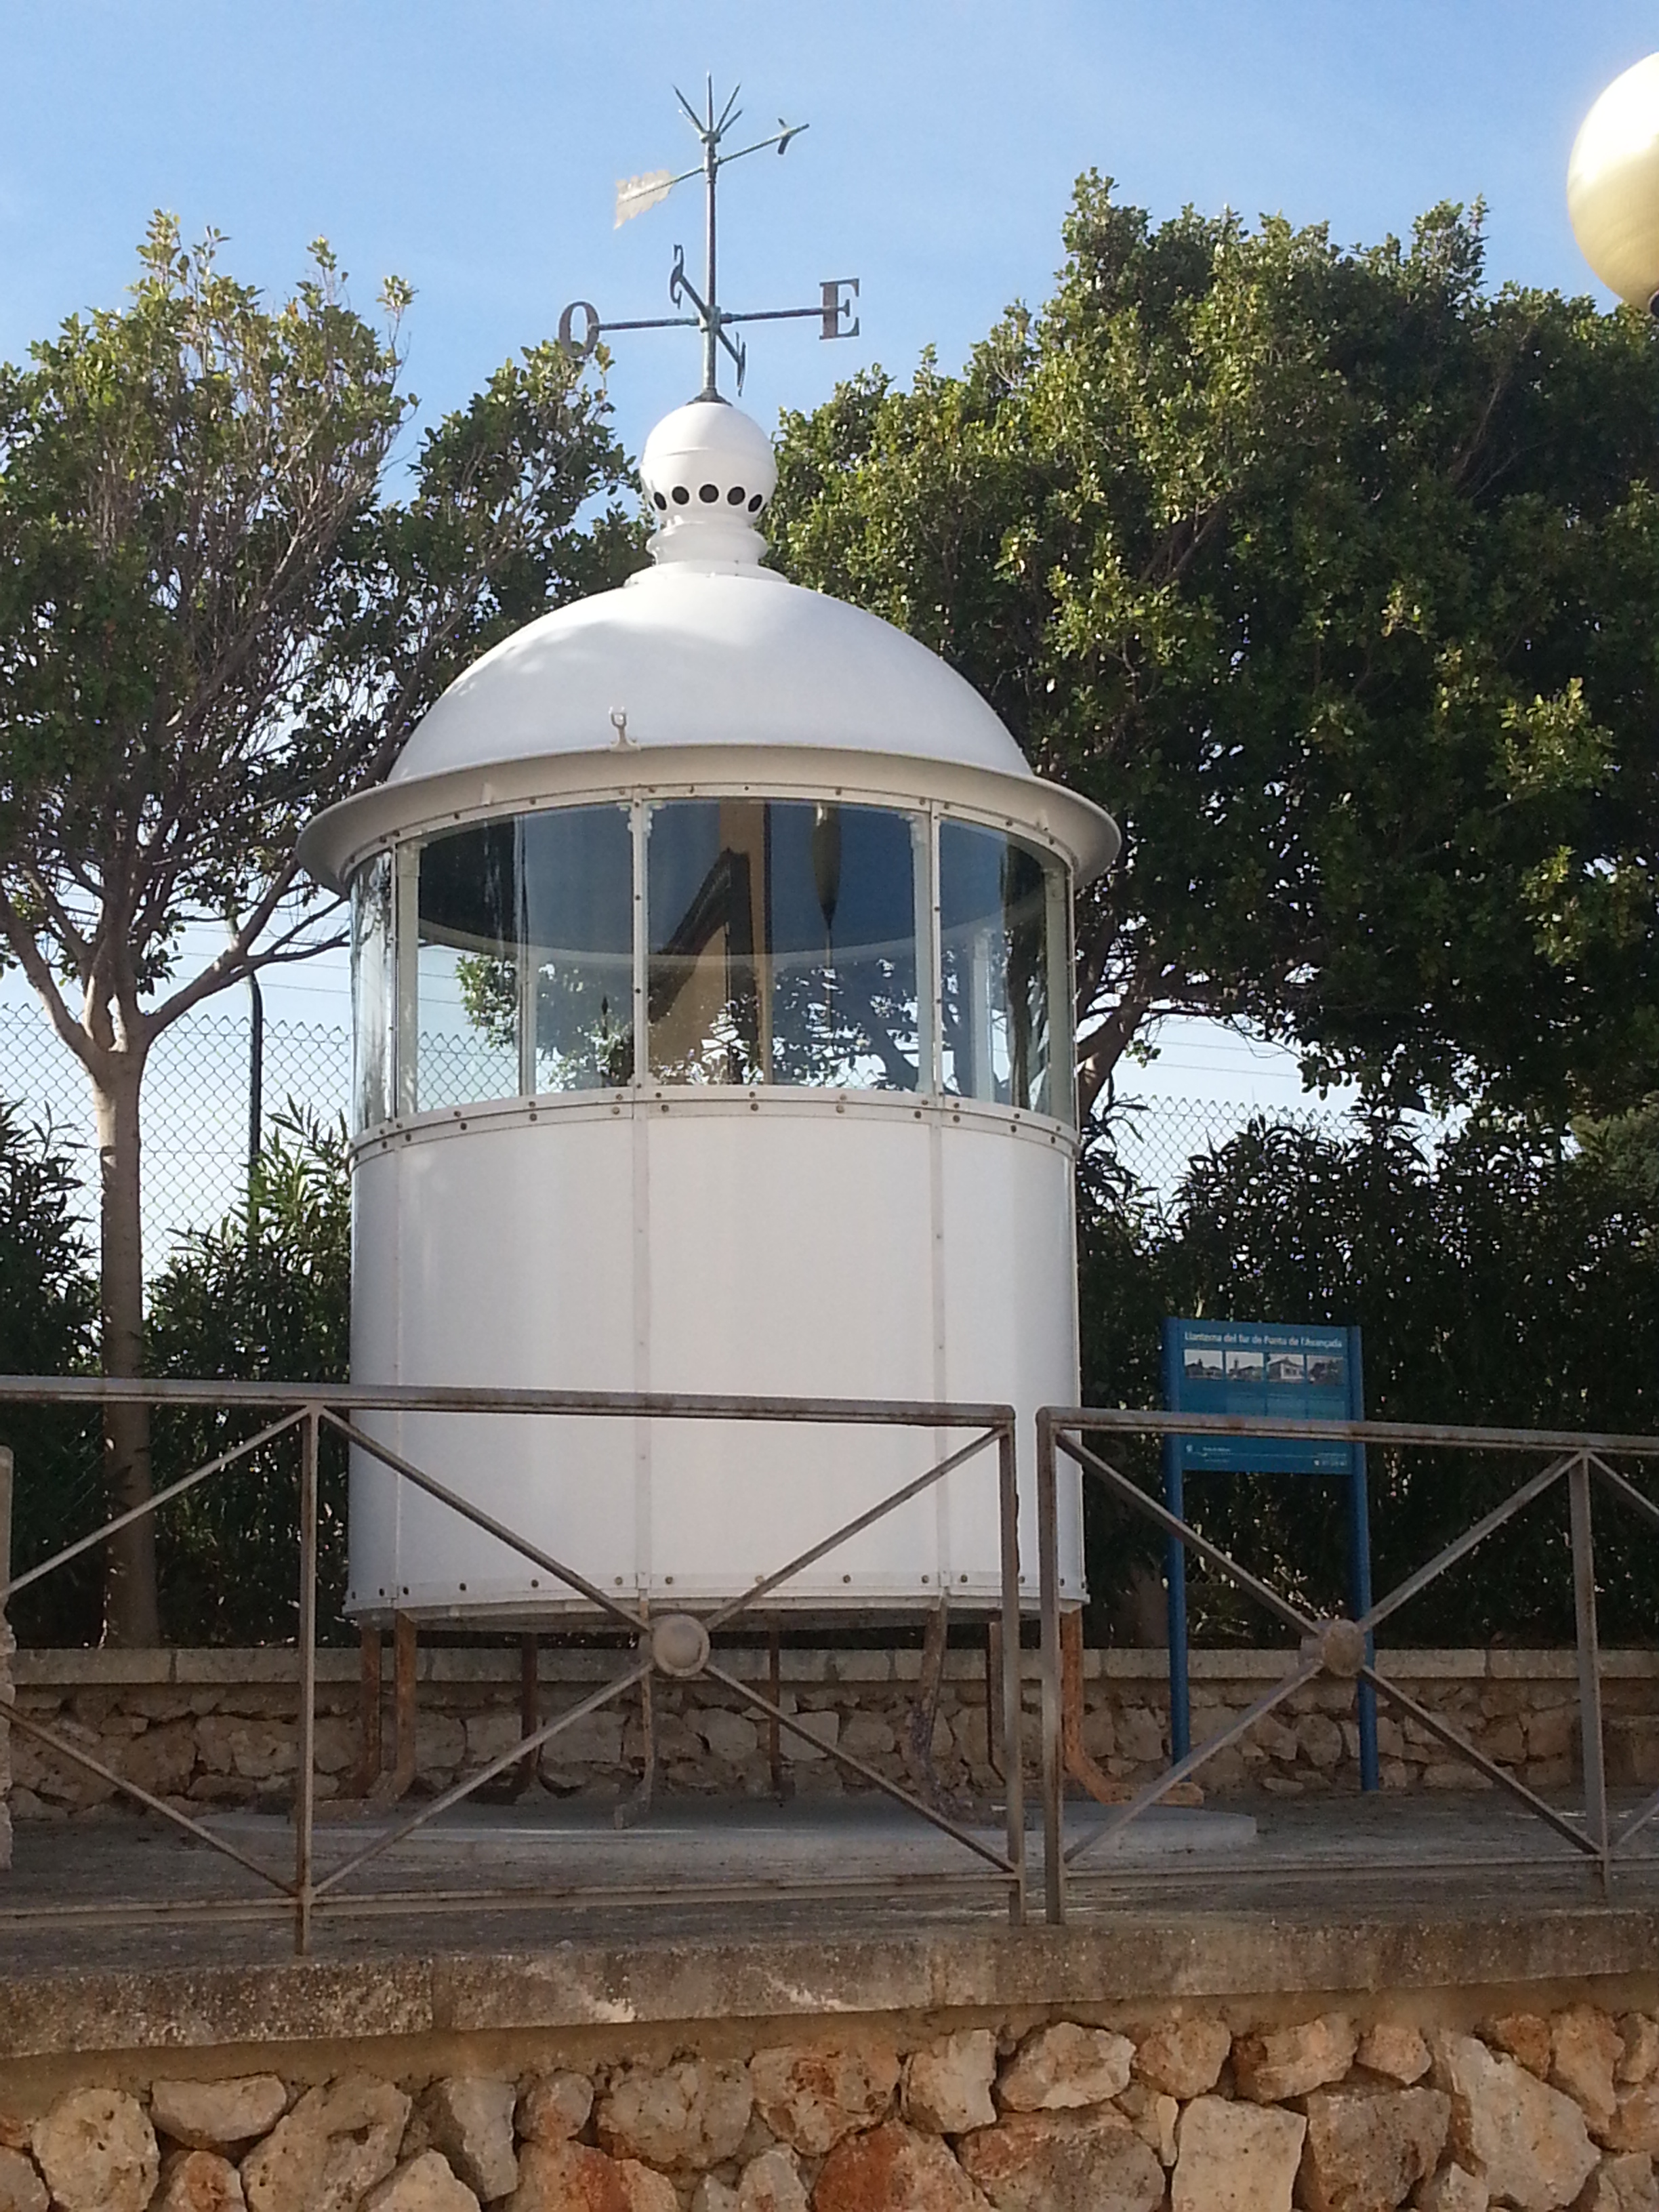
(522, 2070, 601, 2141)
(463, 1712, 525, 1767)
(779, 1708, 838, 1764)
(155, 2150, 248, 2211)
(1252, 1717, 1300, 1763)
(1528, 1705, 1578, 1760)
(1233, 2015, 1357, 2102)
(311, 1715, 358, 1774)
(813, 2121, 988, 2211)
(414, 1713, 466, 1782)
(1298, 1713, 1345, 1770)
(1552, 2007, 1623, 2134)
(840, 1714, 899, 1763)
(240, 2072, 410, 2212)
(361, 2151, 480, 2211)
(31, 2090, 158, 2212)
(507, 2141, 673, 2211)
(1170, 2096, 1306, 2212)
(1605, 2088, 1659, 2155)
(537, 1711, 623, 1773)
(1355, 2024, 1431, 2085)
(1080, 1704, 1115, 1759)
(1578, 2154, 1659, 2212)
(420, 2077, 517, 2200)
(998, 2024, 1134, 2112)
(596, 2061, 752, 2171)
(957, 2108, 1164, 2211)
(1414, 2164, 1488, 2211)
(1432, 2031, 1596, 2209)
(194, 1716, 295, 1781)
(1134, 2013, 1231, 2099)
(1115, 1708, 1166, 1765)
(1422, 1763, 1493, 1791)
(150, 2076, 289, 2152)
(735, 2145, 808, 2212)
(1482, 1717, 1526, 1766)
(700, 1709, 762, 1763)
(1485, 2014, 1554, 2078)
(1115, 2084, 1178, 2167)
(693, 2180, 738, 2212)
(903, 2032, 998, 2133)
(1296, 2085, 1448, 2212)
(1620, 2018, 1659, 2089)
(117, 1721, 198, 1798)
(0, 2148, 45, 2212)
(750, 2044, 898, 2154)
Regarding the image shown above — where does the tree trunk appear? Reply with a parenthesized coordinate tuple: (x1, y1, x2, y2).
(92, 1054, 159, 1646)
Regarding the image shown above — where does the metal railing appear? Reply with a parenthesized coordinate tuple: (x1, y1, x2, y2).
(0, 1376, 1025, 1951)
(1036, 1406, 1659, 1922)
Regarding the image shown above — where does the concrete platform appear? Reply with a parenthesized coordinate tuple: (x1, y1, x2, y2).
(3, 1793, 1658, 2061)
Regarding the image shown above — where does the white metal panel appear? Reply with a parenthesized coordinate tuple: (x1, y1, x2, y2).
(346, 1098, 1084, 1619)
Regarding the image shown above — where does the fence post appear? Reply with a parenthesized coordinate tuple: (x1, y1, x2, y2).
(294, 1410, 319, 1954)
(997, 1419, 1025, 1925)
(1568, 1453, 1609, 1884)
(0, 1445, 12, 1873)
(1036, 1417, 1065, 1926)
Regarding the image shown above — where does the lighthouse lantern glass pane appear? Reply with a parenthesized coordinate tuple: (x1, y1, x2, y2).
(350, 853, 392, 1131)
(938, 821, 1056, 1115)
(647, 800, 920, 1089)
(413, 806, 634, 1108)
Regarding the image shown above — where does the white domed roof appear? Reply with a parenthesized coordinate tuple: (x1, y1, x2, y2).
(300, 401, 1120, 886)
(388, 565, 1028, 785)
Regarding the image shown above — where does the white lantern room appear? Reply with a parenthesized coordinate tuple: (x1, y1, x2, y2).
(299, 398, 1119, 1625)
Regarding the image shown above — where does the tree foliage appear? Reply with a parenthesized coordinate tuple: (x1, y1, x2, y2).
(146, 1106, 352, 1643)
(0, 216, 638, 1639)
(1080, 1109, 1659, 1645)
(771, 186, 1659, 1123)
(0, 1103, 100, 1645)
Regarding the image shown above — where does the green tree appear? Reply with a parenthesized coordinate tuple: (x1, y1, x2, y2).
(146, 1106, 351, 1643)
(0, 1105, 100, 1645)
(0, 218, 636, 1642)
(771, 188, 1659, 1125)
(1081, 1111, 1659, 1644)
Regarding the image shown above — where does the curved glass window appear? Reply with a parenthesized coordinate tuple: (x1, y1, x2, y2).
(939, 820, 1057, 1115)
(355, 794, 1074, 1128)
(413, 807, 634, 1112)
(647, 800, 922, 1088)
(350, 853, 392, 1131)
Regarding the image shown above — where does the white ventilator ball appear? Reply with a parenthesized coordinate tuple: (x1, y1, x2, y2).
(1569, 54, 1659, 308)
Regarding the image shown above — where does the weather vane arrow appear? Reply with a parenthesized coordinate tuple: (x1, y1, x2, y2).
(557, 78, 861, 401)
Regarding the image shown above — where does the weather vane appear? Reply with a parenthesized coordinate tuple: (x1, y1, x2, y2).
(558, 79, 861, 402)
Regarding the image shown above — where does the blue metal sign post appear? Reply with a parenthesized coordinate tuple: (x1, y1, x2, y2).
(1159, 1319, 1379, 1791)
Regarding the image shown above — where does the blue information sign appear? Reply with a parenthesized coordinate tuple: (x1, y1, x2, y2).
(1167, 1322, 1355, 1475)
(1159, 1317, 1378, 1791)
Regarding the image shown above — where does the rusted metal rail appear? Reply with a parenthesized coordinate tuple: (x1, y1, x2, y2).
(1035, 1408, 1659, 1923)
(0, 1378, 1024, 1952)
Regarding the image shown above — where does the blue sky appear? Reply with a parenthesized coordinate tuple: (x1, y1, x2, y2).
(1, 0, 1653, 1096)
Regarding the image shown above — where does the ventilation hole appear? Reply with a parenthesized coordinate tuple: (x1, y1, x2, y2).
(747, 493, 764, 512)
(699, 482, 720, 502)
(653, 491, 668, 511)
(726, 485, 745, 505)
(672, 485, 690, 505)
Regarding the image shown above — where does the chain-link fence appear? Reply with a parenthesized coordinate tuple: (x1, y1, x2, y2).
(0, 998, 1353, 1271)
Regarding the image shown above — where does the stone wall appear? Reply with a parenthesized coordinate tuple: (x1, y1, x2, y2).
(3, 2000, 1659, 2209)
(9, 1644, 1659, 1818)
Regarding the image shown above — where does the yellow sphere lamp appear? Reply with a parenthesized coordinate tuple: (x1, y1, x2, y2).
(1569, 54, 1659, 309)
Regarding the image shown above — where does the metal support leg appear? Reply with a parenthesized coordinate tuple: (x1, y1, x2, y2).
(1569, 1454, 1609, 1883)
(910, 1596, 949, 1807)
(355, 1626, 382, 1799)
(1037, 1419, 1065, 1925)
(372, 1612, 418, 1805)
(986, 1616, 1004, 1782)
(616, 1626, 656, 1830)
(768, 1623, 784, 1801)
